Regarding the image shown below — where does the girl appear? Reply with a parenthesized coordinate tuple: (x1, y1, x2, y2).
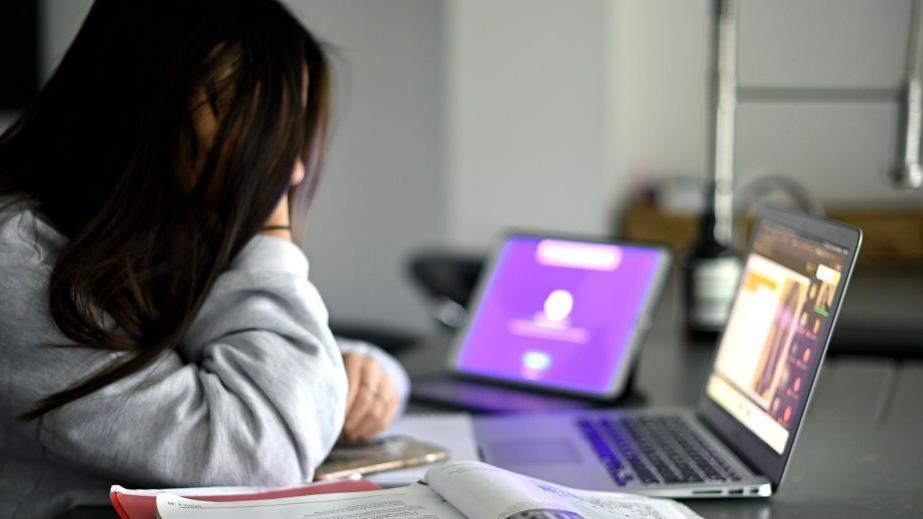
(0, 1, 408, 517)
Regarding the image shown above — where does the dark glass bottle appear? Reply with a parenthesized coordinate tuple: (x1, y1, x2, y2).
(683, 190, 741, 342)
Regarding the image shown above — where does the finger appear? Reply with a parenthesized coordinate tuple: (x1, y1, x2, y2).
(381, 383, 400, 427)
(346, 383, 383, 437)
(374, 376, 398, 428)
(354, 379, 397, 439)
(343, 353, 364, 414)
(352, 394, 389, 440)
(343, 391, 380, 441)
(344, 358, 383, 431)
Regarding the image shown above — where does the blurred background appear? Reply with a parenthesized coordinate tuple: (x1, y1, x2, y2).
(2, 0, 921, 349)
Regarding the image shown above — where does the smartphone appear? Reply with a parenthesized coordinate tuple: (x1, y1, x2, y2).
(314, 435, 449, 481)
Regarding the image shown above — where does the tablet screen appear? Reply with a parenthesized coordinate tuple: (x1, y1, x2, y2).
(454, 236, 665, 395)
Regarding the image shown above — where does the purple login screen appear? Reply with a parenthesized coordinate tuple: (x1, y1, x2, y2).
(455, 237, 662, 394)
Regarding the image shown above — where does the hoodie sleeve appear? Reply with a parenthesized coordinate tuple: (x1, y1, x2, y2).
(26, 235, 348, 487)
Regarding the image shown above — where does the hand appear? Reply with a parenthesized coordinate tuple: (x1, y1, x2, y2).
(341, 352, 399, 442)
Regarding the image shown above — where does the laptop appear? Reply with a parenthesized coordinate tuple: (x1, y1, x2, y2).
(411, 232, 672, 412)
(472, 208, 862, 498)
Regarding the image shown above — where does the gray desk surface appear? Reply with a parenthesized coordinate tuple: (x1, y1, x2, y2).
(58, 274, 923, 518)
(397, 274, 923, 518)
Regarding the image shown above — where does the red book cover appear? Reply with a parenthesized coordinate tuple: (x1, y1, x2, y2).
(110, 479, 381, 519)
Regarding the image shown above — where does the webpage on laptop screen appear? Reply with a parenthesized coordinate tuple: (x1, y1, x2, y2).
(455, 237, 661, 394)
(706, 223, 849, 454)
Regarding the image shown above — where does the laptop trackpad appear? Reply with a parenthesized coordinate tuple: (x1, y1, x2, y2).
(487, 438, 583, 465)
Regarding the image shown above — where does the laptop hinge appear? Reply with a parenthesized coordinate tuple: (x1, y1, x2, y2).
(694, 409, 768, 481)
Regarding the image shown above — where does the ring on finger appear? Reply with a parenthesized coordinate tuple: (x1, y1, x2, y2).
(361, 381, 380, 396)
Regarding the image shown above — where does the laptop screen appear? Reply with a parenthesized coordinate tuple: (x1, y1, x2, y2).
(705, 221, 850, 454)
(454, 236, 665, 395)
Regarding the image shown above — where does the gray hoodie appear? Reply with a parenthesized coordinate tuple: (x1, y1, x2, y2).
(0, 199, 409, 518)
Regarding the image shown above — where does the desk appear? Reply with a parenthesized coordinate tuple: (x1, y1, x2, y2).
(397, 274, 923, 518)
(58, 276, 923, 518)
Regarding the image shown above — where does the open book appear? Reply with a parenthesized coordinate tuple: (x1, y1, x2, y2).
(111, 479, 378, 519)
(156, 461, 701, 519)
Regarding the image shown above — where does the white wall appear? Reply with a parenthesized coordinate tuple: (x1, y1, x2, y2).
(446, 0, 617, 248)
(26, 0, 923, 334)
(735, 0, 914, 206)
(612, 0, 710, 193)
(0, 0, 96, 133)
(289, 1, 446, 334)
(446, 0, 922, 253)
(39, 0, 94, 82)
(613, 0, 922, 209)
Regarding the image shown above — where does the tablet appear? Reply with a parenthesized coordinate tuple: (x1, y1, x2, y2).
(447, 232, 671, 400)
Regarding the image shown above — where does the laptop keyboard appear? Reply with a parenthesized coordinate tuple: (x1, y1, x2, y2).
(577, 415, 741, 486)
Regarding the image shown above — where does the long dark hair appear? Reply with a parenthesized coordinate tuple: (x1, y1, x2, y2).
(0, 0, 330, 419)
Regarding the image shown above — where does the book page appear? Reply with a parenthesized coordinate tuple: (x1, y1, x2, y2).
(112, 479, 377, 497)
(425, 461, 701, 519)
(155, 484, 464, 519)
(113, 480, 378, 519)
